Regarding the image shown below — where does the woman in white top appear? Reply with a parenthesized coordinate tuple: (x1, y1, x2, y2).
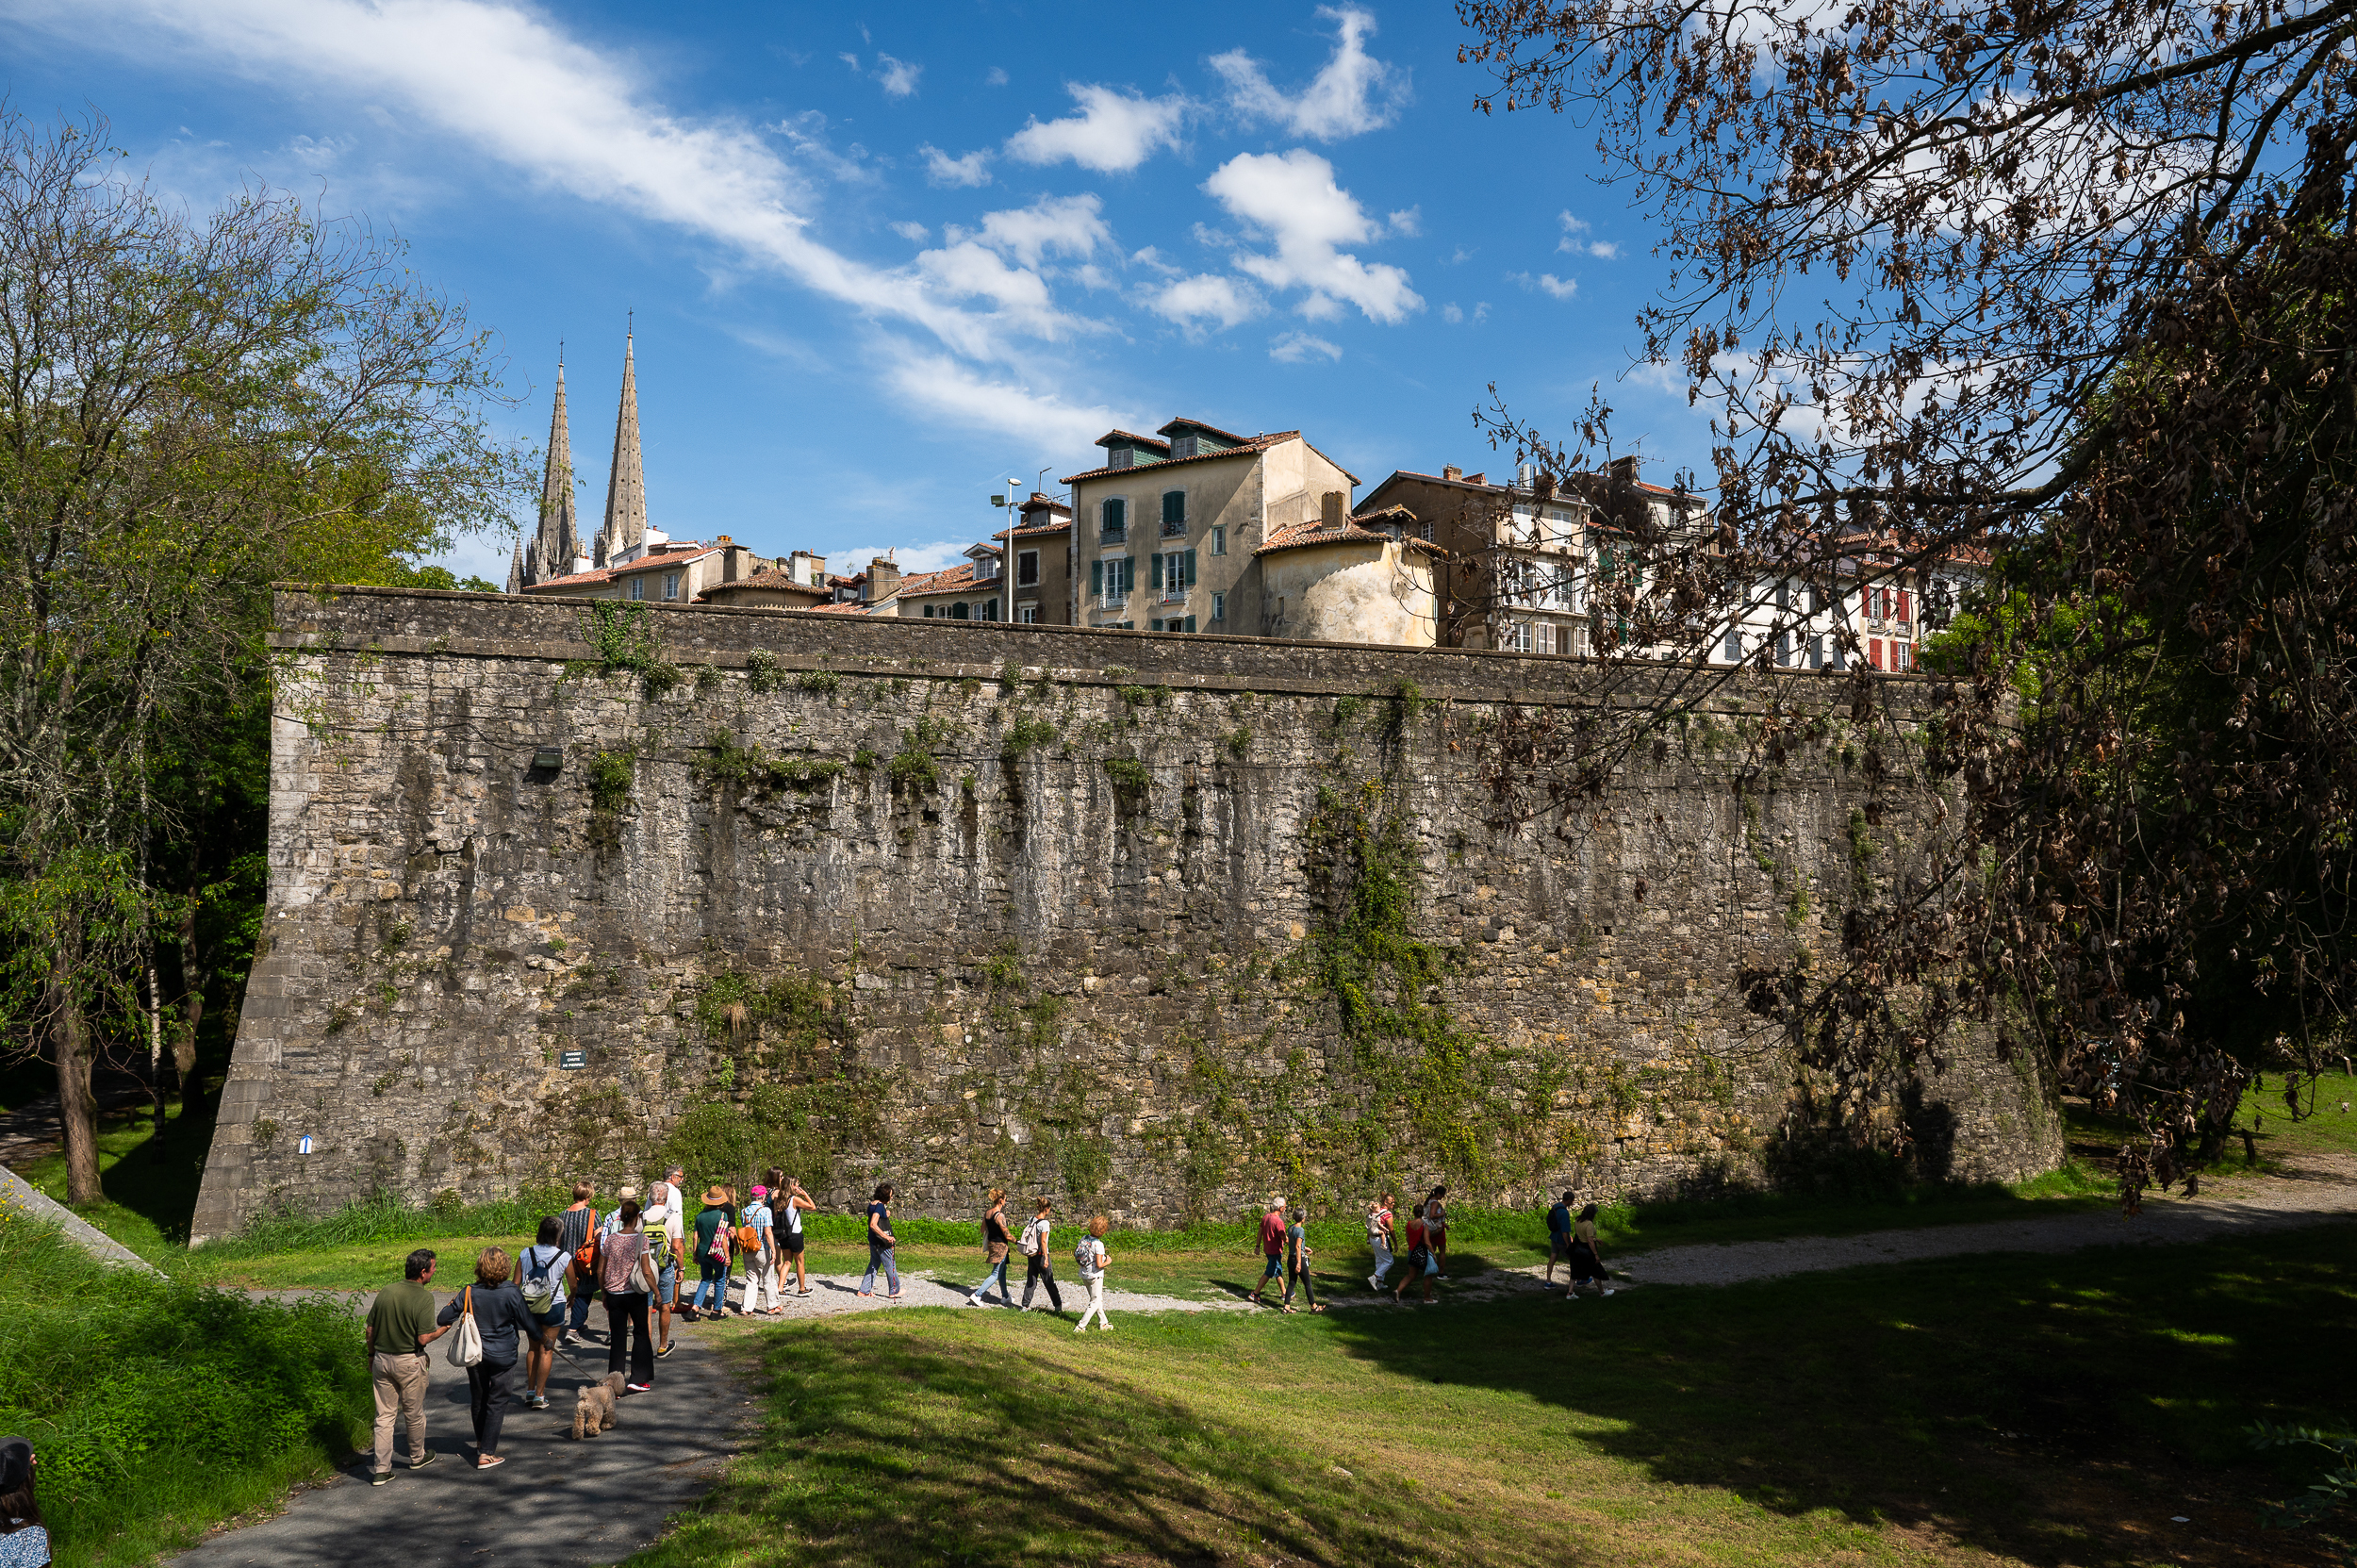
(1073, 1214, 1113, 1332)
(741, 1186, 783, 1314)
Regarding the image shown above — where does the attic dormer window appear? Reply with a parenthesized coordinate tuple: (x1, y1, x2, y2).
(1109, 447, 1134, 470)
(1171, 435, 1198, 459)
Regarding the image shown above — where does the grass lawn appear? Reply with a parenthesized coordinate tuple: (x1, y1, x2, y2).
(14, 1093, 214, 1263)
(638, 1223, 2357, 1568)
(2064, 1069, 2357, 1179)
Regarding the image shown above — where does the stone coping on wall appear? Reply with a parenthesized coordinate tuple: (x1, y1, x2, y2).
(272, 585, 1932, 715)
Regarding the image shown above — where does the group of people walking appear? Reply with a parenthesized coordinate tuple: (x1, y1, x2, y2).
(363, 1164, 818, 1481)
(363, 1169, 1621, 1479)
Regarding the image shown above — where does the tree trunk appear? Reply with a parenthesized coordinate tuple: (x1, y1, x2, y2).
(48, 933, 107, 1207)
(173, 890, 206, 1121)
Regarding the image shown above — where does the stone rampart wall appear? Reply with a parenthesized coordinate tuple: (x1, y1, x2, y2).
(189, 587, 2060, 1239)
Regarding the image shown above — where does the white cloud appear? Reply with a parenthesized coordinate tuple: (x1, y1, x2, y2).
(921, 143, 992, 187)
(26, 0, 1091, 361)
(972, 193, 1111, 267)
(1474, 301, 1490, 322)
(1557, 211, 1617, 258)
(1202, 149, 1421, 324)
(1211, 6, 1408, 141)
(1442, 302, 1462, 323)
(1387, 206, 1422, 237)
(874, 54, 921, 98)
(839, 51, 860, 71)
(1149, 273, 1262, 331)
(1268, 330, 1341, 363)
(915, 240, 1089, 340)
(1005, 83, 1189, 173)
(1509, 271, 1578, 300)
(985, 66, 1009, 87)
(882, 350, 1131, 457)
(890, 220, 930, 241)
(1129, 246, 1180, 276)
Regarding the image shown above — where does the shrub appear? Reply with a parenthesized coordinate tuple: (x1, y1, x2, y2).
(0, 1208, 370, 1568)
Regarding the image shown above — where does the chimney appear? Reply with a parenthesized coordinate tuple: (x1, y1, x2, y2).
(722, 545, 743, 583)
(1609, 454, 1640, 486)
(1321, 490, 1345, 527)
(1463, 472, 1486, 487)
(1442, 465, 1462, 482)
(866, 555, 900, 602)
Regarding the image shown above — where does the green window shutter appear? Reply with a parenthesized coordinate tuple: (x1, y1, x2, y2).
(1104, 498, 1126, 536)
(1163, 490, 1185, 526)
(1091, 559, 1103, 597)
(1150, 553, 1163, 591)
(1183, 549, 1196, 588)
(1184, 616, 1196, 633)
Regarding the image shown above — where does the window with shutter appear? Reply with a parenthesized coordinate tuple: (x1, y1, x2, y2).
(1897, 588, 1911, 622)
(1102, 498, 1127, 541)
(1149, 553, 1163, 592)
(1869, 638, 1884, 668)
(1211, 525, 1226, 556)
(1723, 630, 1742, 663)
(1182, 548, 1196, 589)
(1090, 560, 1103, 599)
(922, 604, 935, 618)
(1211, 590, 1226, 621)
(1183, 616, 1196, 633)
(1162, 491, 1186, 536)
(1017, 551, 1039, 586)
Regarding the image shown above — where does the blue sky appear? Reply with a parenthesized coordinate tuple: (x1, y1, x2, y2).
(4, 0, 1710, 581)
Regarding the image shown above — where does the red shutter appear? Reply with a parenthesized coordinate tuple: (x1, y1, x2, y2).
(1869, 638, 1884, 669)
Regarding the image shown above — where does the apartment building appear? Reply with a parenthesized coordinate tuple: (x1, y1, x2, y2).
(896, 542, 1008, 620)
(1065, 419, 1359, 634)
(998, 493, 1074, 624)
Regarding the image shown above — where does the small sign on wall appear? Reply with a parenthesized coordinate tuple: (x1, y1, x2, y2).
(558, 1049, 588, 1070)
(296, 1134, 315, 1155)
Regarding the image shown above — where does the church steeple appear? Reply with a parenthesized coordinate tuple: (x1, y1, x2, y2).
(602, 330, 648, 558)
(536, 354, 581, 571)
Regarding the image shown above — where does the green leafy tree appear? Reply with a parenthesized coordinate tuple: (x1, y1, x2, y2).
(0, 110, 527, 1202)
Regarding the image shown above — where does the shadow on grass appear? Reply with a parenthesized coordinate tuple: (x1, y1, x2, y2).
(642, 1317, 1434, 1568)
(1321, 1222, 2357, 1567)
(15, 1094, 217, 1258)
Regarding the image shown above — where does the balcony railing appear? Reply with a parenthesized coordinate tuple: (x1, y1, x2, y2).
(1160, 518, 1187, 538)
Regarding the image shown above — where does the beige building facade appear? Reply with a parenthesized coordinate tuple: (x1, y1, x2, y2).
(1064, 419, 1359, 635)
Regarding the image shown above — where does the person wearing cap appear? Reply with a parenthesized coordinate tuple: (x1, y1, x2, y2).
(685, 1184, 736, 1320)
(364, 1248, 447, 1484)
(0, 1436, 47, 1566)
(646, 1167, 686, 1356)
(741, 1184, 782, 1314)
(1247, 1198, 1289, 1307)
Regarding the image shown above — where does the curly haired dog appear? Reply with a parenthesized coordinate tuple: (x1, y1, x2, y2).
(571, 1372, 625, 1439)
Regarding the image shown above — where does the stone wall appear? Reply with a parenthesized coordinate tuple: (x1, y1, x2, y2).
(188, 587, 2061, 1240)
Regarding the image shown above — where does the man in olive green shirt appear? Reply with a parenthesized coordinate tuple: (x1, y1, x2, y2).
(365, 1249, 447, 1482)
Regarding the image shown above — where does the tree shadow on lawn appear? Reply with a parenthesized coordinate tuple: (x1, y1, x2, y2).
(1322, 1223, 2357, 1567)
(641, 1319, 1443, 1568)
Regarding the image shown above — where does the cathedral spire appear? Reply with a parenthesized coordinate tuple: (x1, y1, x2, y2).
(536, 355, 580, 570)
(602, 330, 648, 556)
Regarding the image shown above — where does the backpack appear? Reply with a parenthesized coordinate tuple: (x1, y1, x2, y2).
(706, 1220, 733, 1266)
(569, 1209, 599, 1275)
(1074, 1235, 1094, 1271)
(1019, 1218, 1042, 1257)
(520, 1247, 562, 1314)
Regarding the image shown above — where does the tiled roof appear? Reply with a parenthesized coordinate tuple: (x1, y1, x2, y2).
(1156, 416, 1252, 445)
(1093, 428, 1172, 454)
(1064, 429, 1347, 486)
(997, 519, 1073, 539)
(1254, 517, 1396, 556)
(521, 566, 618, 592)
(806, 600, 873, 616)
(696, 569, 826, 602)
(896, 562, 1003, 600)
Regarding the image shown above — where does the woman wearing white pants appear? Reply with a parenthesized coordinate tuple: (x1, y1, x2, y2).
(1073, 1215, 1113, 1332)
(741, 1187, 783, 1314)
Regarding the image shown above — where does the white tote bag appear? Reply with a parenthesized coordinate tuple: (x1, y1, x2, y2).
(445, 1285, 484, 1367)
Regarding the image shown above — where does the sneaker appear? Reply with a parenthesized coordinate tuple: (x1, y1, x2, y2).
(371, 1472, 391, 1487)
(1602, 1288, 1616, 1296)
(625, 1381, 653, 1394)
(410, 1452, 439, 1471)
(655, 1344, 673, 1359)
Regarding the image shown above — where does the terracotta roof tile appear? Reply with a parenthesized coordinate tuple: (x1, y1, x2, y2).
(1063, 429, 1301, 486)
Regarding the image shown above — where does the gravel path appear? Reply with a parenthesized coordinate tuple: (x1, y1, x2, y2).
(1616, 1160, 2357, 1288)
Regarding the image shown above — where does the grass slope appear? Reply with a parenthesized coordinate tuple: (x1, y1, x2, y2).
(643, 1224, 2357, 1568)
(0, 1203, 371, 1568)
